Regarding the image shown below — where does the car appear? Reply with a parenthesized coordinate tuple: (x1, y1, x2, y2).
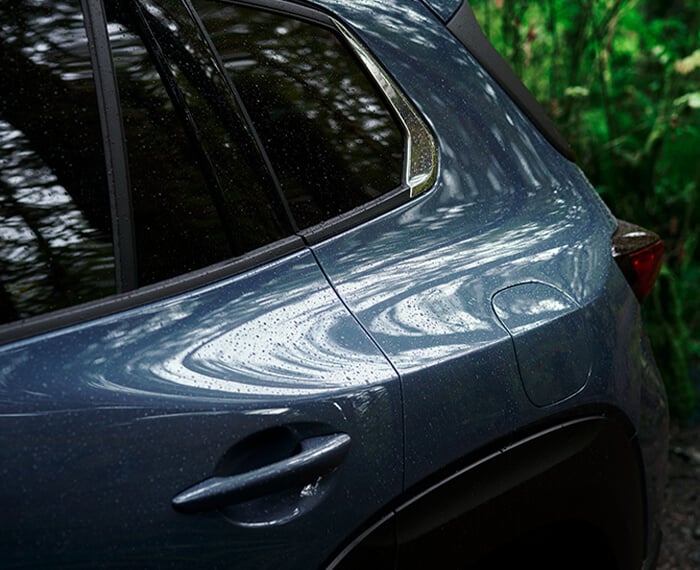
(0, 0, 668, 568)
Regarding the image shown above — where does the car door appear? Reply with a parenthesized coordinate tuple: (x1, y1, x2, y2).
(0, 1, 403, 567)
(0, 254, 402, 569)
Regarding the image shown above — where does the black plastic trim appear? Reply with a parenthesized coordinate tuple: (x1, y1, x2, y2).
(396, 417, 602, 524)
(327, 511, 397, 570)
(447, 1, 575, 162)
(218, 0, 334, 28)
(185, 0, 299, 233)
(301, 185, 410, 246)
(0, 236, 305, 346)
(643, 530, 662, 570)
(81, 0, 138, 291)
(395, 415, 644, 568)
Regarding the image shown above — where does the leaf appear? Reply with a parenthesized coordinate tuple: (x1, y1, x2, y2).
(674, 50, 700, 75)
(673, 92, 700, 109)
(563, 86, 590, 98)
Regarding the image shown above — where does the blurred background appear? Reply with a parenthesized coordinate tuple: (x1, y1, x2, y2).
(469, 0, 700, 422)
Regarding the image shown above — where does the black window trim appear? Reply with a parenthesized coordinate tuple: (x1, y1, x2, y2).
(0, 235, 305, 345)
(300, 184, 410, 246)
(182, 0, 300, 233)
(81, 0, 138, 292)
(447, 1, 575, 161)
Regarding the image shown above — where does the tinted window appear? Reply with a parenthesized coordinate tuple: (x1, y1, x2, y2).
(0, 1, 116, 324)
(195, 1, 405, 229)
(109, 0, 293, 286)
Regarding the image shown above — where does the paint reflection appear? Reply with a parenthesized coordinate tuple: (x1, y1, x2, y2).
(0, 253, 396, 405)
(492, 283, 579, 336)
(151, 287, 383, 396)
(310, 71, 604, 370)
(308, 0, 610, 370)
(110, 258, 393, 397)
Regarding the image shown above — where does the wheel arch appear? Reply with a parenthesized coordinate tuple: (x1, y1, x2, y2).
(329, 409, 647, 570)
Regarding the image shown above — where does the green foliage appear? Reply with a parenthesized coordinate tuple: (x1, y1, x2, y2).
(471, 0, 700, 419)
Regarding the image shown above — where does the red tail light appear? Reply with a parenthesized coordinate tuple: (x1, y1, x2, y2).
(611, 220, 664, 302)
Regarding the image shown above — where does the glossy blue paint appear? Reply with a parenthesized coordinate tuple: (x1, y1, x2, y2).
(307, 0, 646, 489)
(419, 0, 463, 22)
(0, 251, 402, 568)
(492, 283, 591, 407)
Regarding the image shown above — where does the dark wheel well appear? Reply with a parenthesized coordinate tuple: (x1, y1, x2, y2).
(472, 520, 617, 570)
(330, 414, 645, 570)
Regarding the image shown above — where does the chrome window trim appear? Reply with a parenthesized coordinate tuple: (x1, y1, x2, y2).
(332, 19, 438, 198)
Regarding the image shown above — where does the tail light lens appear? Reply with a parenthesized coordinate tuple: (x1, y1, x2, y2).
(611, 220, 664, 302)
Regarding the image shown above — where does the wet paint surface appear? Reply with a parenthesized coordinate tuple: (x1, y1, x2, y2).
(306, 0, 642, 488)
(0, 251, 402, 568)
(419, 0, 462, 21)
(492, 283, 591, 407)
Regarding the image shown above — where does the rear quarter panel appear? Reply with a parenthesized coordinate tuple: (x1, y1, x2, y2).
(309, 0, 648, 487)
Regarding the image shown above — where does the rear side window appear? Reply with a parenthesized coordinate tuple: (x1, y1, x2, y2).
(0, 0, 416, 332)
(108, 0, 294, 286)
(194, 1, 405, 229)
(0, 1, 115, 324)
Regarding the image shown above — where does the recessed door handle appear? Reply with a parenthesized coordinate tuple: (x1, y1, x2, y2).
(172, 433, 351, 513)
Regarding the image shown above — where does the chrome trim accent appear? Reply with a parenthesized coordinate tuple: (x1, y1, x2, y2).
(332, 19, 437, 198)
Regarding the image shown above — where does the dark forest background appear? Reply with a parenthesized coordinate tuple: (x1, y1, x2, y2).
(471, 0, 700, 419)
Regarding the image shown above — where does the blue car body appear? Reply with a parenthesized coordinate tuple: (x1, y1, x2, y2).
(0, 0, 667, 568)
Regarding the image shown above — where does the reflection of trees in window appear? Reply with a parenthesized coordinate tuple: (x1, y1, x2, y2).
(195, 2, 404, 229)
(109, 0, 293, 285)
(108, 17, 235, 286)
(0, 1, 115, 324)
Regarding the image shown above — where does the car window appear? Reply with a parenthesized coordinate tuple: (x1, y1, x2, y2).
(108, 0, 294, 286)
(0, 0, 410, 330)
(0, 1, 116, 325)
(194, 0, 405, 230)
